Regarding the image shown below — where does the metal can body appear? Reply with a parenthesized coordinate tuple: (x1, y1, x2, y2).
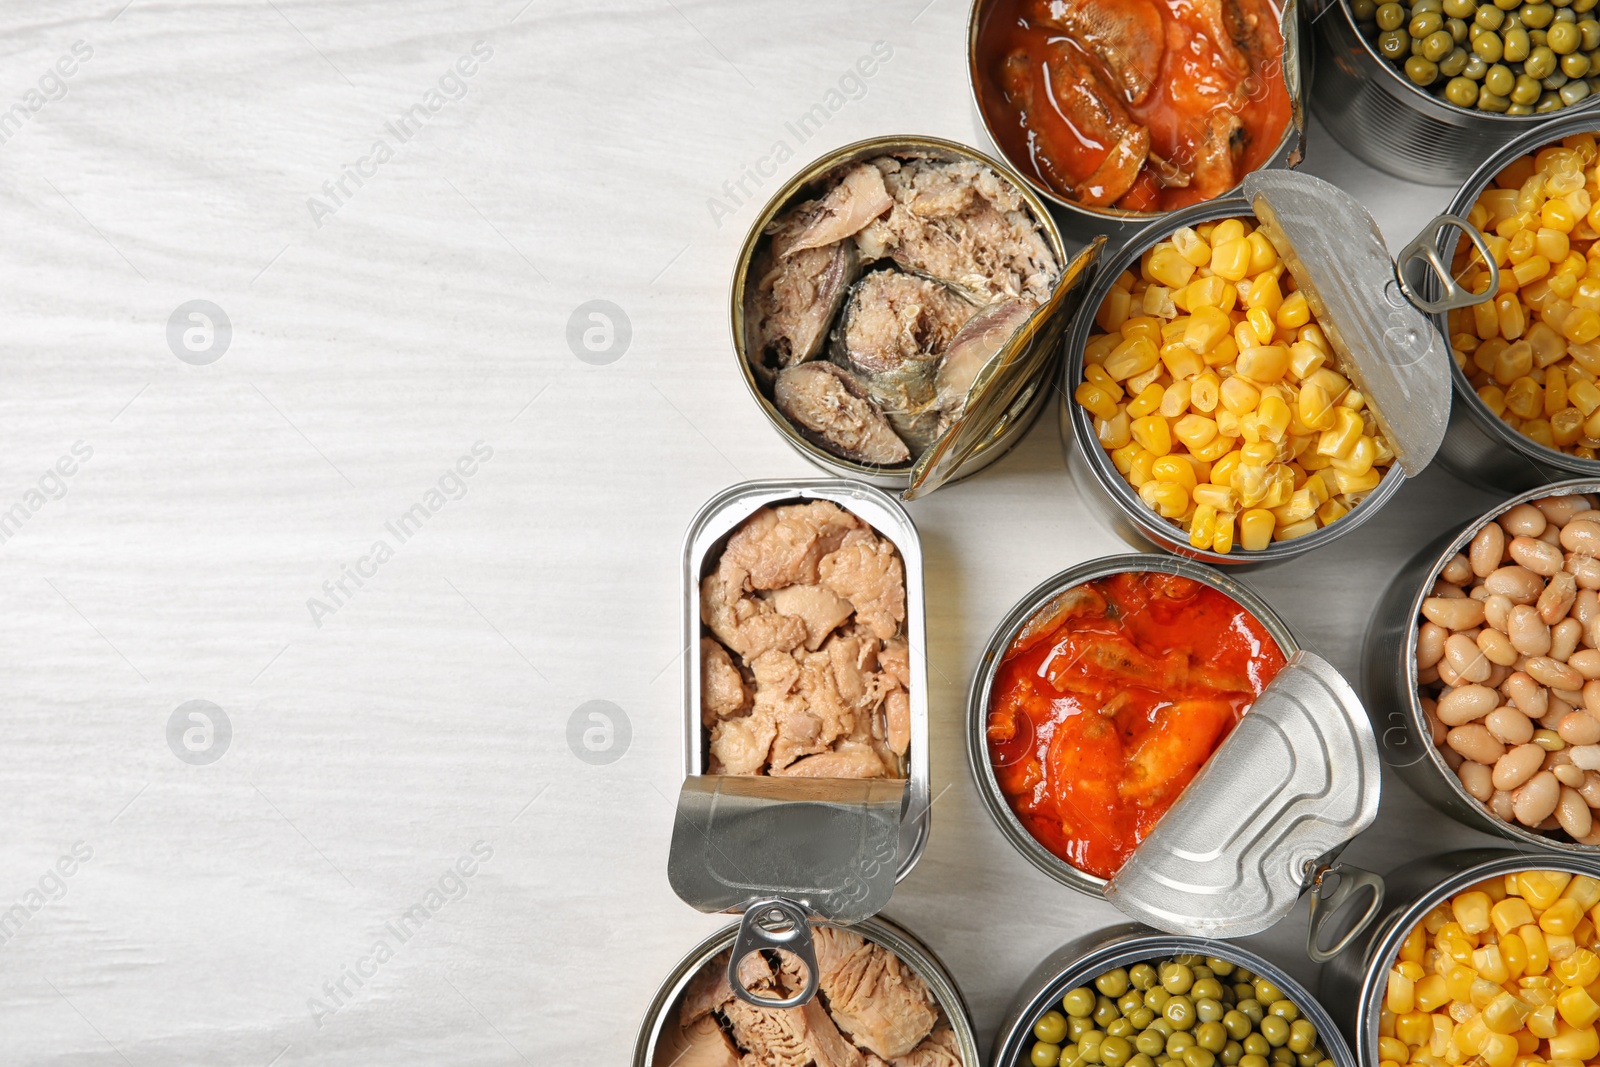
(1058, 198, 1407, 564)
(1430, 112, 1600, 491)
(1361, 478, 1600, 853)
(993, 926, 1357, 1067)
(964, 0, 1309, 248)
(1319, 850, 1600, 1065)
(966, 554, 1300, 898)
(683, 479, 931, 882)
(632, 914, 979, 1067)
(730, 136, 1069, 492)
(1311, 3, 1562, 187)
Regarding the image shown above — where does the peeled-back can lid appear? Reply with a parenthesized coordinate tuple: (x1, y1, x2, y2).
(1103, 651, 1381, 938)
(667, 774, 906, 923)
(1242, 170, 1453, 477)
(905, 239, 1104, 500)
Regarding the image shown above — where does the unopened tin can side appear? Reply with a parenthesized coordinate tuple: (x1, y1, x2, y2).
(680, 479, 932, 881)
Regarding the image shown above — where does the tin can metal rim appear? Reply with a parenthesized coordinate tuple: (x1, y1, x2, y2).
(1393, 477, 1600, 856)
(631, 915, 980, 1067)
(965, 553, 1300, 895)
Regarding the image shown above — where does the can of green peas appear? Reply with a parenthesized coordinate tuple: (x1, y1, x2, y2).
(992, 926, 1357, 1067)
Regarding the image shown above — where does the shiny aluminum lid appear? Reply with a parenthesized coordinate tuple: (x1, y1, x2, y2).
(1242, 170, 1493, 477)
(1104, 650, 1382, 938)
(904, 239, 1104, 499)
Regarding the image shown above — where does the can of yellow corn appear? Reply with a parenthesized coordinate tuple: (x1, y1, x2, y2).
(1319, 850, 1600, 1067)
(1433, 114, 1600, 491)
(1061, 169, 1497, 563)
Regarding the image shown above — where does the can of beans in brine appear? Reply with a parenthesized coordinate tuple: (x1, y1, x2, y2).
(632, 914, 980, 1067)
(1366, 479, 1600, 851)
(1318, 850, 1600, 1067)
(992, 926, 1358, 1067)
(1060, 169, 1497, 563)
(1429, 114, 1600, 491)
(968, 553, 1385, 955)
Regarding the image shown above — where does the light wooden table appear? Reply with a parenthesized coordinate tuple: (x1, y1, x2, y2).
(0, 1, 1540, 1063)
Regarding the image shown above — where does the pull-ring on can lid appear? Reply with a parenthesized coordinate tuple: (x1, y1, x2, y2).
(1242, 171, 1489, 477)
(1103, 651, 1382, 938)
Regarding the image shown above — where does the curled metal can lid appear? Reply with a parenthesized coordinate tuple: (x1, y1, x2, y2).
(1243, 170, 1459, 477)
(667, 774, 906, 924)
(1103, 651, 1382, 938)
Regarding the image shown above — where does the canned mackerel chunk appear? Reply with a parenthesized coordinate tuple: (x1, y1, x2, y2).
(992, 927, 1357, 1067)
(731, 135, 1102, 500)
(970, 555, 1384, 951)
(1365, 478, 1600, 852)
(1319, 851, 1600, 1067)
(1062, 169, 1495, 562)
(1430, 117, 1600, 491)
(633, 915, 979, 1067)
(669, 480, 932, 1008)
(964, 0, 1308, 246)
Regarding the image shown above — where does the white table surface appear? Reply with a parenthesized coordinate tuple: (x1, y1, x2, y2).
(0, 1, 1555, 1064)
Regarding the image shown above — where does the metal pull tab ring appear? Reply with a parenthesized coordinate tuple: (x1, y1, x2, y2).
(728, 898, 819, 1008)
(1396, 213, 1500, 315)
(1305, 861, 1386, 964)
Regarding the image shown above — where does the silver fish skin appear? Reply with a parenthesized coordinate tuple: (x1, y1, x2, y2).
(934, 298, 1037, 419)
(784, 162, 893, 255)
(773, 362, 911, 466)
(744, 208, 862, 377)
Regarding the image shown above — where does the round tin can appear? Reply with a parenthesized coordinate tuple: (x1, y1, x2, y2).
(1311, 1, 1586, 186)
(1362, 478, 1600, 855)
(968, 554, 1384, 950)
(993, 926, 1358, 1067)
(730, 136, 1088, 498)
(963, 0, 1310, 247)
(1429, 113, 1600, 492)
(1058, 197, 1408, 564)
(1319, 849, 1600, 1066)
(632, 914, 979, 1067)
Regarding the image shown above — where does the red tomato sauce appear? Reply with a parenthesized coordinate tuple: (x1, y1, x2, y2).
(974, 0, 1292, 212)
(986, 572, 1285, 878)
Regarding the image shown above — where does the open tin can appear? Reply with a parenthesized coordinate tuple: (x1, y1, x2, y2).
(1313, 0, 1600, 186)
(964, 0, 1311, 247)
(1430, 113, 1600, 491)
(967, 553, 1385, 957)
(1319, 849, 1600, 1067)
(994, 926, 1359, 1067)
(1362, 478, 1600, 854)
(730, 135, 1103, 500)
(1060, 169, 1496, 563)
(632, 914, 980, 1067)
(670, 479, 930, 1006)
